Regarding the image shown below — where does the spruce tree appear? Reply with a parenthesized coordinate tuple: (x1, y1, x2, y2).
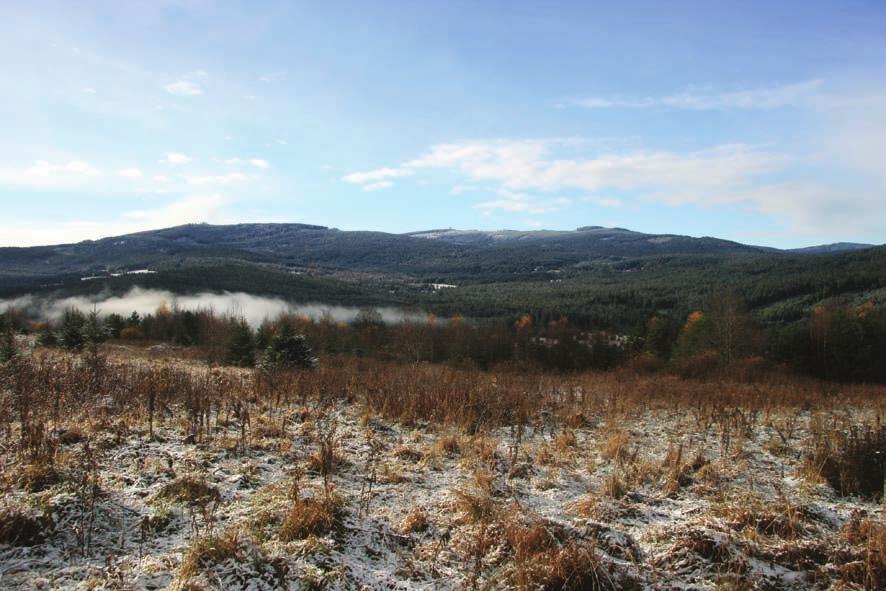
(0, 325, 16, 363)
(226, 320, 256, 367)
(36, 323, 58, 347)
(262, 322, 317, 370)
(59, 308, 87, 352)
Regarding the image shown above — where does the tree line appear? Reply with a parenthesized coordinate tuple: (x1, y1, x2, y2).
(2, 292, 884, 382)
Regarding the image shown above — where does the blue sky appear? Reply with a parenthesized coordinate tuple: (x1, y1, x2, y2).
(1, 0, 885, 248)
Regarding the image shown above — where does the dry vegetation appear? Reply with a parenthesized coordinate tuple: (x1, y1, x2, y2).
(0, 341, 884, 590)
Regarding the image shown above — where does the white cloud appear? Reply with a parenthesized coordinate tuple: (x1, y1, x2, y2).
(355, 138, 876, 232)
(475, 189, 570, 215)
(0, 195, 233, 246)
(160, 152, 191, 166)
(225, 157, 270, 169)
(116, 167, 143, 179)
(362, 180, 394, 191)
(342, 167, 414, 185)
(476, 199, 546, 214)
(595, 198, 622, 208)
(186, 172, 249, 185)
(164, 80, 203, 96)
(0, 159, 100, 188)
(259, 72, 285, 83)
(812, 85, 886, 184)
(570, 79, 824, 111)
(401, 139, 783, 197)
(153, 175, 169, 182)
(124, 194, 229, 227)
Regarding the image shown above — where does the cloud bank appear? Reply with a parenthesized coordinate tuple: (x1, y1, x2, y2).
(1, 287, 429, 327)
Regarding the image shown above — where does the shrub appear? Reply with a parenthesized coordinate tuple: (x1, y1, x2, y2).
(670, 351, 721, 379)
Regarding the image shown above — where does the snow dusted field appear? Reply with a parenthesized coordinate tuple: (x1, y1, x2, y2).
(1, 350, 883, 590)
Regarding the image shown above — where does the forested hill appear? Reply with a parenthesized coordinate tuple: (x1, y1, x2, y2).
(0, 223, 883, 328)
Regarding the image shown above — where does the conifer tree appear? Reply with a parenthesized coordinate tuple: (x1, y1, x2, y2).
(59, 308, 87, 352)
(262, 322, 317, 369)
(226, 320, 256, 367)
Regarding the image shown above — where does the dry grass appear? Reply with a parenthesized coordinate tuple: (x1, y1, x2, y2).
(600, 472, 627, 499)
(279, 494, 346, 541)
(392, 445, 423, 462)
(841, 513, 886, 589)
(803, 420, 886, 500)
(154, 476, 221, 507)
(453, 471, 500, 525)
(399, 509, 430, 534)
(2, 347, 886, 589)
(179, 531, 242, 579)
(714, 501, 806, 540)
(432, 433, 462, 457)
(601, 429, 634, 466)
(11, 462, 61, 493)
(0, 506, 52, 546)
(513, 538, 622, 591)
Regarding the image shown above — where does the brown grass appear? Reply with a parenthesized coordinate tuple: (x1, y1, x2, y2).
(803, 421, 886, 500)
(279, 494, 346, 541)
(715, 502, 805, 540)
(179, 531, 242, 579)
(399, 509, 430, 534)
(154, 476, 221, 507)
(0, 506, 52, 546)
(520, 540, 620, 591)
(12, 462, 60, 493)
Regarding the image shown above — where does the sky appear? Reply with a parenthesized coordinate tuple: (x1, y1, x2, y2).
(0, 0, 885, 248)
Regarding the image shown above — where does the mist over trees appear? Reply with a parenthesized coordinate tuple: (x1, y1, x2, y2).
(4, 290, 884, 383)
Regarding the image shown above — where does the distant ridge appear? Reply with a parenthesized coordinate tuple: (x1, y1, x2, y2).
(786, 242, 875, 255)
(1, 223, 883, 328)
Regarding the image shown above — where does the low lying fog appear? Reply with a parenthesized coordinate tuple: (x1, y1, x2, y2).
(1, 287, 428, 326)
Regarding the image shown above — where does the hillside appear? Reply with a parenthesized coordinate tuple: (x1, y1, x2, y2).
(1, 223, 884, 328)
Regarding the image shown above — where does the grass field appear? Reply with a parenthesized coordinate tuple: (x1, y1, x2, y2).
(1, 341, 884, 590)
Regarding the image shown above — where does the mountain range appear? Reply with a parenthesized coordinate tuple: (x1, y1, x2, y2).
(1, 223, 883, 327)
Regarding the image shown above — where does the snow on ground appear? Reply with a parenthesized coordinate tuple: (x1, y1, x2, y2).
(0, 362, 883, 590)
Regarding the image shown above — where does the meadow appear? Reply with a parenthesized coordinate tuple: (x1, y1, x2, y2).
(1, 337, 884, 590)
